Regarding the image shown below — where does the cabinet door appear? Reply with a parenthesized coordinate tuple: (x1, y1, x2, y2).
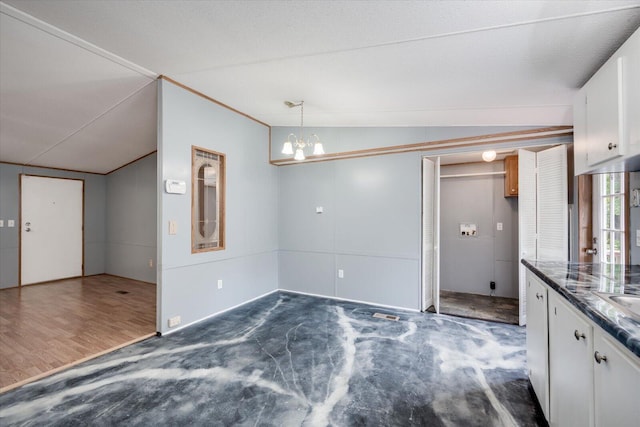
(549, 292, 594, 427)
(586, 57, 624, 166)
(526, 272, 549, 420)
(504, 155, 518, 197)
(593, 331, 640, 427)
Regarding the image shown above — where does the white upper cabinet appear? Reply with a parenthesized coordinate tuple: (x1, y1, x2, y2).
(574, 28, 640, 175)
(585, 57, 623, 166)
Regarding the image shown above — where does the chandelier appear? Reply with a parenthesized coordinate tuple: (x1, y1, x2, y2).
(281, 100, 324, 161)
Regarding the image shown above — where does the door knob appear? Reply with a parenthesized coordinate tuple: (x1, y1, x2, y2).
(585, 248, 598, 255)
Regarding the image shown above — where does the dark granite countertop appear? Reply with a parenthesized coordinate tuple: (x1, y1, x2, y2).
(522, 260, 640, 358)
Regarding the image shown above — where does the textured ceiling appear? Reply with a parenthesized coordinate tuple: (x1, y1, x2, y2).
(1, 1, 640, 172)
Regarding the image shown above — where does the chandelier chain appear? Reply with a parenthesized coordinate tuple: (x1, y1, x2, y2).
(300, 101, 304, 143)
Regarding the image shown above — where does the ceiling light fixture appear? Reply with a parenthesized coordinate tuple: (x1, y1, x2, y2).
(281, 100, 324, 161)
(482, 150, 497, 162)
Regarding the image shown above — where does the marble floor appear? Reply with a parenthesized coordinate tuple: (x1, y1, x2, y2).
(439, 290, 520, 325)
(0, 291, 542, 426)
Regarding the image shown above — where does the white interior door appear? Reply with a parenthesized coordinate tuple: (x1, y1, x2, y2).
(21, 175, 83, 285)
(536, 145, 568, 261)
(518, 145, 568, 325)
(518, 149, 537, 326)
(422, 157, 440, 312)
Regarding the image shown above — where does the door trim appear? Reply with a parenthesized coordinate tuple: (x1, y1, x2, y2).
(577, 175, 593, 263)
(19, 174, 85, 286)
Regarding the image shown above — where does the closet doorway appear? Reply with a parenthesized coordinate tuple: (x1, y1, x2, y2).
(421, 144, 568, 325)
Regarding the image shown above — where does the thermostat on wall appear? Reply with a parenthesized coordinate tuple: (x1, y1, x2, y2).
(165, 179, 186, 194)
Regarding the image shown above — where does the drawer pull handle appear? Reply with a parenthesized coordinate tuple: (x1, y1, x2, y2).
(607, 142, 617, 150)
(594, 351, 608, 364)
(536, 293, 543, 300)
(574, 330, 586, 340)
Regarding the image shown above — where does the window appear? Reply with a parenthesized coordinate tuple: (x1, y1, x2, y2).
(597, 173, 626, 265)
(192, 146, 225, 252)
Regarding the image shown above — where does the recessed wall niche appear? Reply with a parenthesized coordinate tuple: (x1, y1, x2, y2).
(191, 146, 225, 253)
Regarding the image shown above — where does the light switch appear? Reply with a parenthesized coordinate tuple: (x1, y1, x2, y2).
(169, 220, 177, 235)
(7, 220, 14, 227)
(338, 269, 344, 279)
(0, 220, 3, 227)
(497, 222, 503, 231)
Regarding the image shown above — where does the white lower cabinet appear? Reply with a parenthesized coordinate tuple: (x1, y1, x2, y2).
(592, 330, 640, 426)
(526, 269, 640, 427)
(548, 292, 594, 427)
(526, 271, 549, 419)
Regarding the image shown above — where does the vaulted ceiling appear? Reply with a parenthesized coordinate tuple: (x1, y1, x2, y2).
(1, 1, 639, 173)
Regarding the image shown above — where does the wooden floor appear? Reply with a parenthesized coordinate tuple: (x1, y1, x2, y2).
(438, 290, 519, 324)
(0, 275, 156, 390)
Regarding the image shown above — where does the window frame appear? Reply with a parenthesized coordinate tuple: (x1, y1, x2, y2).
(191, 145, 226, 253)
(596, 172, 629, 266)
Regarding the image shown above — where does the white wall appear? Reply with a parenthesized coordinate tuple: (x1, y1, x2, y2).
(278, 153, 422, 310)
(439, 161, 519, 298)
(106, 153, 157, 283)
(157, 80, 278, 334)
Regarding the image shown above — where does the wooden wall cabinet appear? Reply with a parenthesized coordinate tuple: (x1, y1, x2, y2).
(504, 155, 518, 197)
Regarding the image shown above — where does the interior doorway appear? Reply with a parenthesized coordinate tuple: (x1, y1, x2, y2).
(421, 144, 568, 325)
(20, 175, 83, 285)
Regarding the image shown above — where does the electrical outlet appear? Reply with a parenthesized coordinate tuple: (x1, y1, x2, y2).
(338, 269, 344, 279)
(490, 281, 496, 290)
(217, 279, 223, 289)
(148, 259, 153, 267)
(497, 222, 503, 231)
(168, 316, 181, 328)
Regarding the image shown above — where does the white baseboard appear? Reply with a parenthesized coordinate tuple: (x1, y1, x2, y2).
(279, 288, 420, 313)
(160, 288, 279, 336)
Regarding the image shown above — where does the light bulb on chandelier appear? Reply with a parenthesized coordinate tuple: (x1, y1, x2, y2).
(281, 100, 324, 160)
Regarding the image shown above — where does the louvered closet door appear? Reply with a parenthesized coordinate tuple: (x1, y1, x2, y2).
(536, 145, 568, 261)
(518, 149, 537, 326)
(518, 145, 568, 326)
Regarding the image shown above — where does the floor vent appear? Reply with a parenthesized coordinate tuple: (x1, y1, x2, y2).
(372, 312, 399, 321)
(115, 290, 129, 295)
